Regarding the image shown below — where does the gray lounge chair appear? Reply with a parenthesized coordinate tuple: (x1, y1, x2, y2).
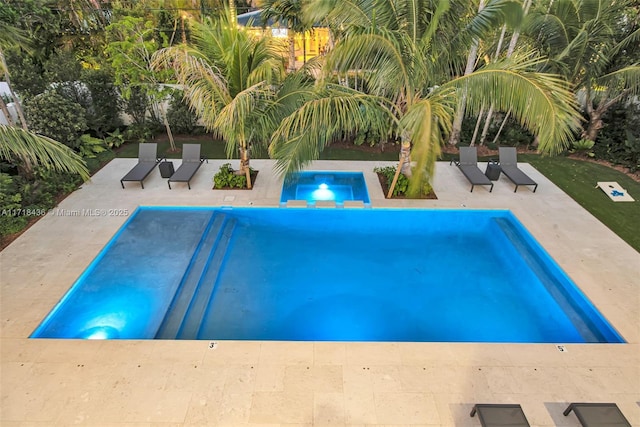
(471, 404, 530, 426)
(120, 143, 161, 189)
(498, 147, 538, 192)
(168, 144, 206, 189)
(451, 146, 494, 192)
(563, 403, 631, 426)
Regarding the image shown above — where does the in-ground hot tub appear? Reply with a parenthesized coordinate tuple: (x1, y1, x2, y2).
(280, 171, 371, 206)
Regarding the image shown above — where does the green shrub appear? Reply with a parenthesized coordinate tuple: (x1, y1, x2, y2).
(78, 134, 107, 158)
(18, 169, 81, 210)
(0, 174, 28, 237)
(81, 67, 123, 137)
(105, 128, 126, 149)
(594, 102, 640, 171)
(167, 91, 198, 134)
(24, 91, 88, 149)
(374, 165, 432, 197)
(571, 139, 595, 157)
(213, 163, 249, 189)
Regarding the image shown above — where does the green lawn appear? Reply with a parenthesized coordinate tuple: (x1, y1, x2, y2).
(116, 139, 639, 251)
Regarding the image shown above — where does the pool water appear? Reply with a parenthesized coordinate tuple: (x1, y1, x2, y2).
(280, 171, 370, 206)
(31, 207, 624, 343)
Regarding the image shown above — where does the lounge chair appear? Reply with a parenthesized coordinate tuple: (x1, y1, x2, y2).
(498, 147, 538, 192)
(470, 404, 530, 426)
(167, 144, 207, 189)
(120, 143, 161, 189)
(451, 146, 494, 192)
(563, 403, 631, 426)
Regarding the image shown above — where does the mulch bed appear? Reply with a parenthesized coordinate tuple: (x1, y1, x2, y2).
(212, 170, 259, 190)
(376, 172, 438, 200)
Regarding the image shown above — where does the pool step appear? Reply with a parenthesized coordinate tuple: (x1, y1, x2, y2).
(492, 217, 604, 342)
(155, 213, 233, 339)
(176, 217, 237, 339)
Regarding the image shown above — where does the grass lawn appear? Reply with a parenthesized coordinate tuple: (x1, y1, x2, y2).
(116, 139, 639, 252)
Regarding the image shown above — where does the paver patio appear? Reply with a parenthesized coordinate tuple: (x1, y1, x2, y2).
(1, 159, 638, 426)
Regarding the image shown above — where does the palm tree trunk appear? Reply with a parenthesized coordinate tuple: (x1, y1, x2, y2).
(0, 96, 15, 127)
(448, 0, 485, 146)
(387, 139, 411, 198)
(491, 109, 510, 145)
(583, 88, 631, 142)
(288, 30, 296, 71)
(477, 0, 532, 146)
(239, 145, 252, 189)
(478, 104, 494, 145)
(0, 50, 28, 130)
(470, 106, 485, 146)
(157, 102, 177, 151)
(303, 31, 307, 65)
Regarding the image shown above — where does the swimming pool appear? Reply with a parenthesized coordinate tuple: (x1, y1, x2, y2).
(31, 207, 624, 343)
(280, 171, 370, 206)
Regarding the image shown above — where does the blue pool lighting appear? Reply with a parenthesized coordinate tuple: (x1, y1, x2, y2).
(31, 207, 625, 343)
(281, 171, 370, 205)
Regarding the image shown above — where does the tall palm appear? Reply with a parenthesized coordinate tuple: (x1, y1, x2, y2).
(270, 0, 581, 195)
(261, 0, 311, 71)
(0, 125, 89, 180)
(525, 0, 640, 142)
(152, 9, 287, 187)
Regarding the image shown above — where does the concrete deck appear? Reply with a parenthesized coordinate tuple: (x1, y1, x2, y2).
(1, 158, 638, 426)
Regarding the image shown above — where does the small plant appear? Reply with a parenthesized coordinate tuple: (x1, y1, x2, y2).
(77, 134, 107, 158)
(0, 174, 28, 237)
(374, 165, 433, 197)
(571, 138, 595, 156)
(213, 163, 249, 189)
(105, 129, 126, 149)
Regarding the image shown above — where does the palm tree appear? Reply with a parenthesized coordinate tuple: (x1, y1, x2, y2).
(269, 0, 581, 196)
(261, 0, 311, 71)
(0, 21, 30, 130)
(525, 0, 640, 142)
(0, 21, 87, 180)
(0, 125, 89, 180)
(152, 9, 287, 187)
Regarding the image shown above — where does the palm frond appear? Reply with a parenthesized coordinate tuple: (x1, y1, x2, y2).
(213, 82, 271, 157)
(269, 86, 395, 175)
(325, 31, 412, 97)
(152, 47, 230, 130)
(597, 65, 640, 98)
(399, 90, 455, 194)
(443, 56, 581, 155)
(0, 126, 89, 180)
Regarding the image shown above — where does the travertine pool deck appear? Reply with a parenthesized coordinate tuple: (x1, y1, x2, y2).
(1, 159, 638, 426)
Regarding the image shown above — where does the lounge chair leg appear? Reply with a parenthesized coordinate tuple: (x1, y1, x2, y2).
(140, 182, 144, 189)
(489, 184, 493, 192)
(533, 184, 538, 193)
(513, 185, 518, 193)
(120, 181, 124, 189)
(470, 405, 477, 417)
(168, 181, 172, 189)
(470, 185, 474, 193)
(187, 182, 191, 190)
(562, 404, 575, 416)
